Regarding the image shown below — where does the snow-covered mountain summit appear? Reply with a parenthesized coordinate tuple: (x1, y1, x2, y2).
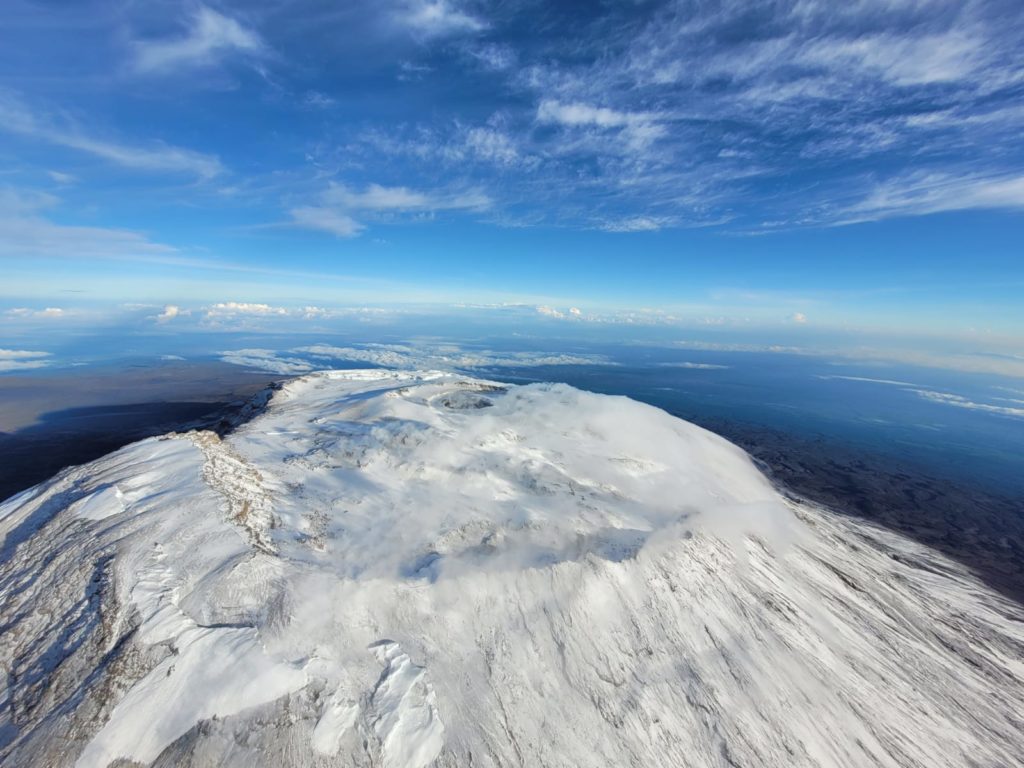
(2, 370, 1024, 767)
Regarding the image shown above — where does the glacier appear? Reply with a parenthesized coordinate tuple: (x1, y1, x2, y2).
(1, 369, 1023, 767)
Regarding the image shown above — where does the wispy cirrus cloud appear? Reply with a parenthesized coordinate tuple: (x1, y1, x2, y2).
(356, 121, 529, 169)
(799, 29, 988, 87)
(465, 43, 516, 71)
(364, 0, 1024, 230)
(289, 207, 364, 238)
(460, 126, 521, 166)
(0, 92, 222, 178)
(911, 389, 1024, 418)
(536, 101, 652, 130)
(536, 100, 667, 151)
(4, 307, 65, 319)
(607, 0, 1024, 227)
(325, 182, 488, 212)
(396, 0, 485, 37)
(132, 6, 265, 74)
(599, 215, 677, 233)
(1, 0, 1021, 291)
(832, 171, 1024, 225)
(0, 188, 179, 262)
(817, 373, 1024, 416)
(291, 182, 491, 237)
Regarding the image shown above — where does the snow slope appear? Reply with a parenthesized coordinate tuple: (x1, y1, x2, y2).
(2, 370, 1023, 767)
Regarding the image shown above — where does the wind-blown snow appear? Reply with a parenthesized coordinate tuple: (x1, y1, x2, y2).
(2, 370, 1023, 767)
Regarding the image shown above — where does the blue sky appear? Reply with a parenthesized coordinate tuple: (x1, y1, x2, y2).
(1, 0, 1023, 371)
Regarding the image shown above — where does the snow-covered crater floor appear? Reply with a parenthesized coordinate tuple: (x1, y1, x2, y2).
(2, 370, 1024, 767)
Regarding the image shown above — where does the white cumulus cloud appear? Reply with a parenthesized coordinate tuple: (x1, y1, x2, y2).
(535, 305, 565, 319)
(155, 305, 186, 323)
(206, 302, 289, 318)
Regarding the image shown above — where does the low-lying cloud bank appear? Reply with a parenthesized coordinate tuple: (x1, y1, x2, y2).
(220, 343, 616, 375)
(0, 349, 51, 372)
(816, 374, 1024, 420)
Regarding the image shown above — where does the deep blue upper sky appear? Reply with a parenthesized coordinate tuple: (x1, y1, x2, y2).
(1, 0, 1023, 373)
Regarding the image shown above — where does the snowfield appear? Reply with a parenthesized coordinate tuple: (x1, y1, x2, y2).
(2, 370, 1024, 767)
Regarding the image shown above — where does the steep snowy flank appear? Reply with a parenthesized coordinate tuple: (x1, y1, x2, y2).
(2, 370, 1024, 767)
